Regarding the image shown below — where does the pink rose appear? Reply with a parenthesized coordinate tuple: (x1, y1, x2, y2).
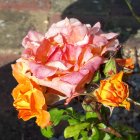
(20, 18, 119, 99)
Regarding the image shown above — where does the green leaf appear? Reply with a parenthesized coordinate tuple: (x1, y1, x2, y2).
(98, 123, 107, 129)
(82, 103, 93, 112)
(80, 130, 88, 138)
(103, 133, 111, 140)
(113, 137, 124, 140)
(127, 134, 138, 140)
(90, 127, 100, 140)
(66, 107, 74, 114)
(103, 58, 117, 77)
(64, 123, 90, 139)
(41, 126, 54, 138)
(80, 137, 89, 140)
(49, 108, 64, 126)
(92, 70, 101, 83)
(61, 114, 70, 120)
(74, 134, 79, 140)
(79, 114, 86, 122)
(86, 112, 98, 120)
(68, 119, 79, 125)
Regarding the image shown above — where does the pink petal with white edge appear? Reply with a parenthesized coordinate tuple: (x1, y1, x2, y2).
(75, 34, 89, 46)
(93, 35, 108, 47)
(45, 24, 57, 38)
(67, 24, 88, 45)
(81, 46, 93, 64)
(30, 62, 57, 79)
(22, 31, 44, 48)
(45, 18, 71, 38)
(69, 18, 82, 26)
(101, 32, 118, 40)
(91, 22, 101, 34)
(45, 18, 90, 45)
(47, 61, 72, 70)
(54, 34, 64, 44)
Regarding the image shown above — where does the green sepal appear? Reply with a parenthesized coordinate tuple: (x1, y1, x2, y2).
(92, 70, 101, 83)
(103, 58, 117, 77)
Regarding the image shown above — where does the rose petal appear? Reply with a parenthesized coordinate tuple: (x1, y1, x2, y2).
(35, 39, 51, 63)
(45, 18, 90, 45)
(47, 47, 63, 62)
(35, 77, 75, 97)
(101, 39, 119, 55)
(101, 32, 118, 40)
(22, 31, 44, 48)
(82, 56, 103, 73)
(30, 62, 57, 79)
(36, 110, 50, 128)
(93, 35, 108, 47)
(81, 46, 93, 64)
(91, 22, 101, 34)
(76, 34, 89, 46)
(60, 69, 89, 85)
(47, 61, 71, 70)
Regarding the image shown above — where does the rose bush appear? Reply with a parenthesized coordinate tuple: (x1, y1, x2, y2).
(11, 18, 139, 139)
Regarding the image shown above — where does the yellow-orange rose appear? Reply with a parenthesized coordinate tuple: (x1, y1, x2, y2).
(12, 63, 50, 128)
(93, 71, 130, 110)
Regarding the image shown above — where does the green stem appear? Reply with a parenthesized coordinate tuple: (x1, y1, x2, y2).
(84, 99, 122, 138)
(125, 0, 140, 23)
(80, 93, 96, 98)
(127, 97, 140, 107)
(101, 126, 122, 138)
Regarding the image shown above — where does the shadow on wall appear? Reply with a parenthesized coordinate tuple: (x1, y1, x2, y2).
(61, 0, 140, 42)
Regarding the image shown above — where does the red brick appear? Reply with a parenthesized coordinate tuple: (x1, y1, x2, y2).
(0, 0, 51, 11)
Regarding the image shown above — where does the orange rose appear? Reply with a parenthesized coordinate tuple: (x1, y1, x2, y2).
(12, 63, 50, 128)
(116, 58, 134, 69)
(93, 71, 130, 110)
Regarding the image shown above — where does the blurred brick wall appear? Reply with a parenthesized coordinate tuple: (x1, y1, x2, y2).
(0, 0, 140, 51)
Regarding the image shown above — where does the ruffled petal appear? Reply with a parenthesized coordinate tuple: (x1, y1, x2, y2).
(30, 62, 57, 79)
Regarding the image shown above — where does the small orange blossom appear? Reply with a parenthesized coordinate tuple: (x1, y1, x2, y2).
(93, 71, 130, 110)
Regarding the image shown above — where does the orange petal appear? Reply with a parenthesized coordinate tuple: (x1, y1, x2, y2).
(30, 89, 46, 110)
(18, 110, 34, 121)
(111, 71, 123, 82)
(120, 100, 130, 110)
(116, 58, 134, 69)
(12, 62, 29, 84)
(36, 110, 50, 128)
